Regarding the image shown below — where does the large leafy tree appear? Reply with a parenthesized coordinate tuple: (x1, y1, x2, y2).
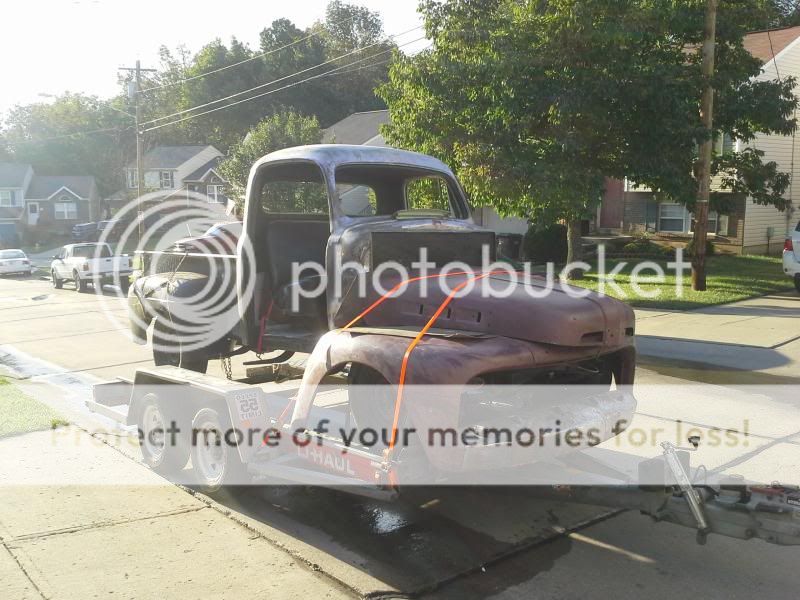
(379, 0, 797, 276)
(217, 111, 322, 207)
(1, 93, 133, 195)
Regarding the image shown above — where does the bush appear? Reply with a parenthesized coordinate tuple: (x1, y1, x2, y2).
(684, 239, 716, 257)
(523, 224, 568, 263)
(619, 236, 668, 256)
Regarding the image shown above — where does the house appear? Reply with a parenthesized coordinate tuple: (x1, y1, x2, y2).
(322, 110, 529, 235)
(599, 25, 800, 254)
(109, 145, 230, 214)
(0, 162, 98, 241)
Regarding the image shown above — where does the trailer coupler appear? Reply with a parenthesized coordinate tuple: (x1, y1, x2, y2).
(538, 441, 800, 547)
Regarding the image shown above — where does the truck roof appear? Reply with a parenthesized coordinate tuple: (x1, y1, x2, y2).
(251, 144, 456, 177)
(63, 242, 110, 249)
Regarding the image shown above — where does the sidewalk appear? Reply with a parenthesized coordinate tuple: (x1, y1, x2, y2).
(634, 291, 800, 381)
(0, 425, 353, 600)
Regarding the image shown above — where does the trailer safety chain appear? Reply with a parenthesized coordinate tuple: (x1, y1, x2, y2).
(221, 356, 233, 380)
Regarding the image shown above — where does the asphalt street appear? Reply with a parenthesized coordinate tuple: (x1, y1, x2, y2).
(1, 273, 799, 598)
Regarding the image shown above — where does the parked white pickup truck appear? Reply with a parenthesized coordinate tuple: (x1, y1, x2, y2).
(50, 243, 132, 293)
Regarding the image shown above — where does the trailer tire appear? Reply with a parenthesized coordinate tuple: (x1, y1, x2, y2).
(190, 408, 246, 494)
(137, 394, 190, 476)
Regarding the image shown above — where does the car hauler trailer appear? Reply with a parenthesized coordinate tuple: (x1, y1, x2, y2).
(88, 362, 800, 547)
(96, 145, 800, 547)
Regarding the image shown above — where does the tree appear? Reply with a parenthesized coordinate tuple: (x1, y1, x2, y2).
(1, 93, 134, 195)
(379, 0, 797, 278)
(217, 111, 322, 206)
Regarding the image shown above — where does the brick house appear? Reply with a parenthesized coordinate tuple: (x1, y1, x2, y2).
(598, 25, 800, 254)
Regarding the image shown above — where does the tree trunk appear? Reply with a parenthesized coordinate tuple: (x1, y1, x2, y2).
(565, 218, 584, 280)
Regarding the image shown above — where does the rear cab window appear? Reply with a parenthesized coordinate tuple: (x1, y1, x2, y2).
(72, 245, 111, 258)
(334, 164, 467, 219)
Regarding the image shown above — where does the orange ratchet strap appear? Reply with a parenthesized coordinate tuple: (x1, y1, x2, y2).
(340, 269, 508, 457)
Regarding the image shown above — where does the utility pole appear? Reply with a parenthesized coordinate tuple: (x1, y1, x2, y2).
(692, 0, 719, 291)
(119, 60, 156, 241)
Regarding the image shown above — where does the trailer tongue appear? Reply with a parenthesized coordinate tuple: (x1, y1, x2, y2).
(88, 367, 800, 547)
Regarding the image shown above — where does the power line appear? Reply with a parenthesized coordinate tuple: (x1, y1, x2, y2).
(139, 12, 364, 94)
(141, 37, 426, 133)
(140, 25, 423, 126)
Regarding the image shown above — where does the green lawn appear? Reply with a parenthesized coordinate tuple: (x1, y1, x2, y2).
(570, 254, 794, 310)
(0, 376, 69, 438)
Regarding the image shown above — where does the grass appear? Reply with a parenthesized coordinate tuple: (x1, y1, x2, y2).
(570, 254, 794, 310)
(0, 376, 69, 438)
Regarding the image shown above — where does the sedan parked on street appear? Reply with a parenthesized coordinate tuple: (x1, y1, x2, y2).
(783, 220, 800, 292)
(0, 249, 34, 276)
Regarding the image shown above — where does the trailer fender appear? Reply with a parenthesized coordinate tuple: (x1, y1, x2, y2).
(290, 330, 396, 430)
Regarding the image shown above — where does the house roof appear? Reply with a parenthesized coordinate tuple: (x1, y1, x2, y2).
(0, 163, 32, 188)
(322, 110, 390, 145)
(127, 145, 213, 169)
(26, 176, 95, 199)
(184, 156, 225, 182)
(743, 25, 800, 63)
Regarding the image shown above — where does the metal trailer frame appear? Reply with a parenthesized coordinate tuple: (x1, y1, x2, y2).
(89, 364, 800, 547)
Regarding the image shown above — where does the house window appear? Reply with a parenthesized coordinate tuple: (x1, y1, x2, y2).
(207, 184, 225, 202)
(127, 169, 138, 189)
(658, 203, 687, 232)
(160, 171, 174, 189)
(0, 190, 19, 207)
(659, 202, 720, 234)
(54, 202, 78, 220)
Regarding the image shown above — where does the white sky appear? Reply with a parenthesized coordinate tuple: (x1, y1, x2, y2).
(0, 0, 424, 118)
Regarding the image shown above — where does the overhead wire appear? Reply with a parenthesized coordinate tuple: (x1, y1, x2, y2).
(140, 25, 423, 126)
(139, 12, 365, 93)
(141, 36, 426, 133)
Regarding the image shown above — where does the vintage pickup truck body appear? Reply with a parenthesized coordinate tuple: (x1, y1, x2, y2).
(128, 144, 636, 466)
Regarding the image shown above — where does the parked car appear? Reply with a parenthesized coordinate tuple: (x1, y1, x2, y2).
(50, 243, 133, 292)
(71, 222, 99, 242)
(170, 221, 242, 254)
(96, 220, 122, 242)
(0, 249, 34, 276)
(783, 220, 800, 293)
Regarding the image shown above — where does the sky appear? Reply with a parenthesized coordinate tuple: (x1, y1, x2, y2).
(0, 0, 424, 118)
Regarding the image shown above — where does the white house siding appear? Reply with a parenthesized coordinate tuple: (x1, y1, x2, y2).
(743, 38, 800, 253)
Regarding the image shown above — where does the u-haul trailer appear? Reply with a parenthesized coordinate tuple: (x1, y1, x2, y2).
(88, 363, 800, 547)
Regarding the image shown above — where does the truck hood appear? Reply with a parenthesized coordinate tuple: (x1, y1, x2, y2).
(335, 272, 635, 350)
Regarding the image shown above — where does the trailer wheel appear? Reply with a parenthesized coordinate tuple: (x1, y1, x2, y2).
(348, 364, 396, 448)
(190, 408, 245, 494)
(137, 394, 190, 476)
